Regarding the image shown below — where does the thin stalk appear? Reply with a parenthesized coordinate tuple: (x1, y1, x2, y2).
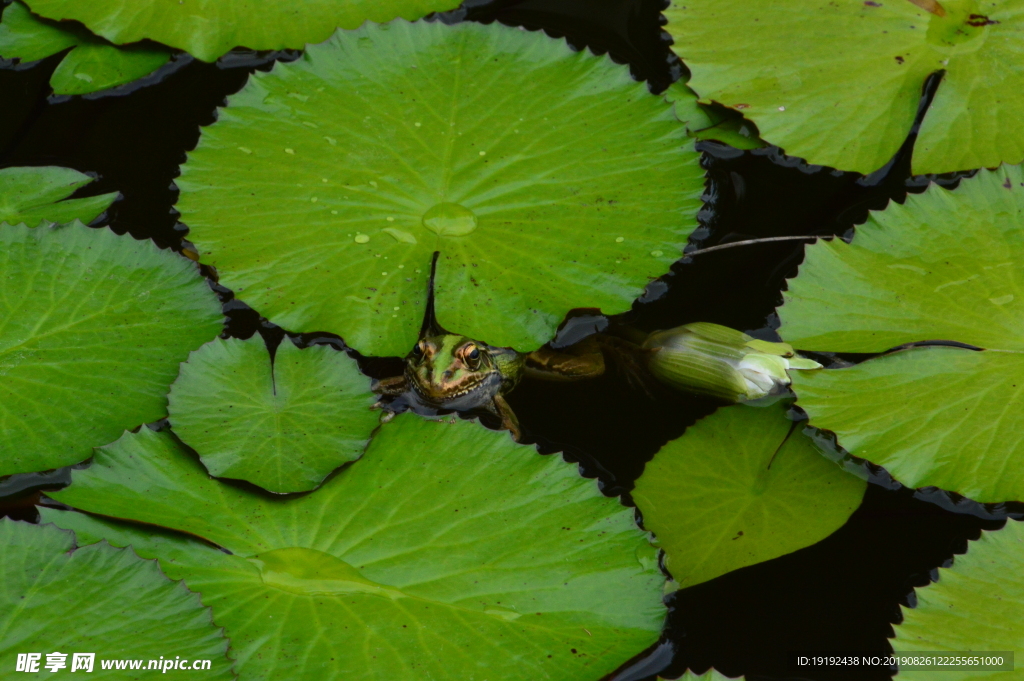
(685, 235, 828, 257)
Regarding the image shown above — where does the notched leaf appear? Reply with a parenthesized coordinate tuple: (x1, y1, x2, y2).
(783, 165, 1024, 503)
(177, 21, 700, 356)
(167, 335, 379, 493)
(48, 418, 666, 679)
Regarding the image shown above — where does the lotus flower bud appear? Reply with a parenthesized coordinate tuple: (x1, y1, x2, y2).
(642, 322, 822, 402)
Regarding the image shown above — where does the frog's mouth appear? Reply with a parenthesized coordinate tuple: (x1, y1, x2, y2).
(407, 369, 503, 411)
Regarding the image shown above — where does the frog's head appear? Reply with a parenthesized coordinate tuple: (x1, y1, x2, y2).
(405, 333, 523, 410)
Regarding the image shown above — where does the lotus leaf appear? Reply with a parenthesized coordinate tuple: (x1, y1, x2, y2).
(0, 1, 171, 96)
(633, 403, 865, 589)
(893, 520, 1024, 680)
(780, 165, 1024, 502)
(46, 418, 666, 680)
(0, 222, 223, 476)
(176, 20, 702, 356)
(0, 166, 117, 226)
(665, 83, 765, 151)
(168, 336, 379, 493)
(0, 519, 233, 679)
(664, 0, 1024, 174)
(21, 0, 463, 62)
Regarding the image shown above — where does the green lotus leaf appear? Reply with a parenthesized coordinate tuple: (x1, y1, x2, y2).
(49, 40, 172, 96)
(0, 166, 117, 226)
(176, 20, 702, 356)
(46, 418, 666, 680)
(167, 336, 379, 493)
(0, 519, 233, 679)
(664, 0, 1024, 174)
(21, 0, 462, 63)
(0, 2, 171, 96)
(690, 116, 766, 151)
(0, 222, 223, 476)
(781, 166, 1024, 353)
(780, 165, 1024, 502)
(633, 403, 865, 589)
(0, 1, 76, 61)
(791, 349, 1024, 503)
(664, 83, 765, 151)
(893, 520, 1024, 680)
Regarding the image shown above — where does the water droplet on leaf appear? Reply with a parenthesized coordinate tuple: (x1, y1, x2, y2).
(422, 203, 478, 237)
(382, 228, 417, 244)
(249, 547, 404, 600)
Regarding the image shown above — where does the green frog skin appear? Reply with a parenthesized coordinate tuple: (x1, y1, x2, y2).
(371, 333, 609, 442)
(372, 333, 527, 440)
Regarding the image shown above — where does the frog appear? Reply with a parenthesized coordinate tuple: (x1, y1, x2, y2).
(373, 243, 821, 439)
(371, 329, 614, 441)
(370, 253, 611, 441)
(372, 333, 530, 440)
(372, 331, 619, 441)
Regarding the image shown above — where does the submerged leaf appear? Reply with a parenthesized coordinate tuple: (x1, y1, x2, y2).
(0, 166, 117, 226)
(0, 1, 171, 96)
(665, 0, 1024, 174)
(893, 520, 1024, 679)
(47, 418, 665, 679)
(0, 0, 76, 61)
(781, 165, 1024, 502)
(177, 20, 702, 356)
(0, 222, 223, 476)
(664, 83, 766, 151)
(0, 519, 233, 679)
(168, 336, 379, 493)
(633, 403, 865, 588)
(22, 0, 463, 62)
(49, 40, 171, 96)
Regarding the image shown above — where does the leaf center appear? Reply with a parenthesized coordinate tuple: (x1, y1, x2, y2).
(422, 202, 477, 237)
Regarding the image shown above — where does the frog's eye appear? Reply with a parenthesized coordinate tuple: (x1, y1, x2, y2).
(412, 341, 426, 357)
(464, 344, 481, 369)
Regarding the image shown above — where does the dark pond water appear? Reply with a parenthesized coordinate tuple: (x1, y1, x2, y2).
(0, 1, 1020, 679)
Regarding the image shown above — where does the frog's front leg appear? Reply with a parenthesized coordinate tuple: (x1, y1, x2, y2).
(370, 375, 408, 419)
(490, 393, 522, 442)
(370, 374, 408, 398)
